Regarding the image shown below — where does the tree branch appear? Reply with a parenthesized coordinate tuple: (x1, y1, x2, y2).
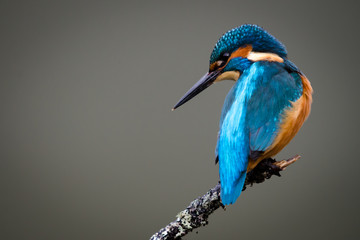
(150, 155, 300, 240)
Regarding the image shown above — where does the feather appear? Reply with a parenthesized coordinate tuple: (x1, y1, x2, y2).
(216, 61, 304, 204)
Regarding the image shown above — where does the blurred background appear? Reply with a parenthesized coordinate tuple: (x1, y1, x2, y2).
(1, 1, 359, 239)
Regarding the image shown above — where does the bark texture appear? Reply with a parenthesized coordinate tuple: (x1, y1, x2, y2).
(150, 155, 300, 240)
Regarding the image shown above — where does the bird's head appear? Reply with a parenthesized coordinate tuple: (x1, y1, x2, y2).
(173, 24, 287, 110)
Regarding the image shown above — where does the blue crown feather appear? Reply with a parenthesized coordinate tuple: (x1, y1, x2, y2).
(210, 24, 287, 64)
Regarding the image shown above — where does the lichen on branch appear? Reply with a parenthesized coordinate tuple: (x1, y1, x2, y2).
(150, 155, 300, 240)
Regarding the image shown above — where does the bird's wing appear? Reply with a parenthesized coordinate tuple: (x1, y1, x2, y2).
(216, 61, 303, 204)
(215, 61, 303, 159)
(246, 61, 303, 153)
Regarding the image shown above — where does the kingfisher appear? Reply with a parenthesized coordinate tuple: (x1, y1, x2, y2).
(173, 24, 312, 205)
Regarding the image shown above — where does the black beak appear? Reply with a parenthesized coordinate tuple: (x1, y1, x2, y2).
(172, 70, 221, 110)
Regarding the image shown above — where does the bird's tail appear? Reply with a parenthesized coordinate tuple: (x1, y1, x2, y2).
(218, 125, 249, 205)
(220, 170, 247, 205)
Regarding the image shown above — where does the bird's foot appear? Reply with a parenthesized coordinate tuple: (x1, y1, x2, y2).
(273, 155, 300, 170)
(243, 155, 300, 191)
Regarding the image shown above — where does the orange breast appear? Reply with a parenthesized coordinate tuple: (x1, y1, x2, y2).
(247, 74, 313, 172)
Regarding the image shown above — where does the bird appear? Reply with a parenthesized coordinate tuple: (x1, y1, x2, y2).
(172, 24, 313, 205)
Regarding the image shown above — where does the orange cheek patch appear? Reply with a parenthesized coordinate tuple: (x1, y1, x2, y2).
(209, 45, 253, 72)
(229, 45, 253, 59)
(209, 62, 218, 72)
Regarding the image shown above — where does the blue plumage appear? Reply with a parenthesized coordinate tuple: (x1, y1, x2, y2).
(217, 61, 303, 204)
(173, 24, 312, 206)
(210, 24, 287, 64)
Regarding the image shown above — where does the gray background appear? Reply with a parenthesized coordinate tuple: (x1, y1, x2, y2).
(1, 0, 359, 239)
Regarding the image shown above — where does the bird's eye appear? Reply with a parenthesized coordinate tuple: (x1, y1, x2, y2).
(220, 52, 230, 60)
(216, 52, 230, 67)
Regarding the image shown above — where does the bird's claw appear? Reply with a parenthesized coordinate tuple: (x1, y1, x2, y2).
(273, 155, 300, 170)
